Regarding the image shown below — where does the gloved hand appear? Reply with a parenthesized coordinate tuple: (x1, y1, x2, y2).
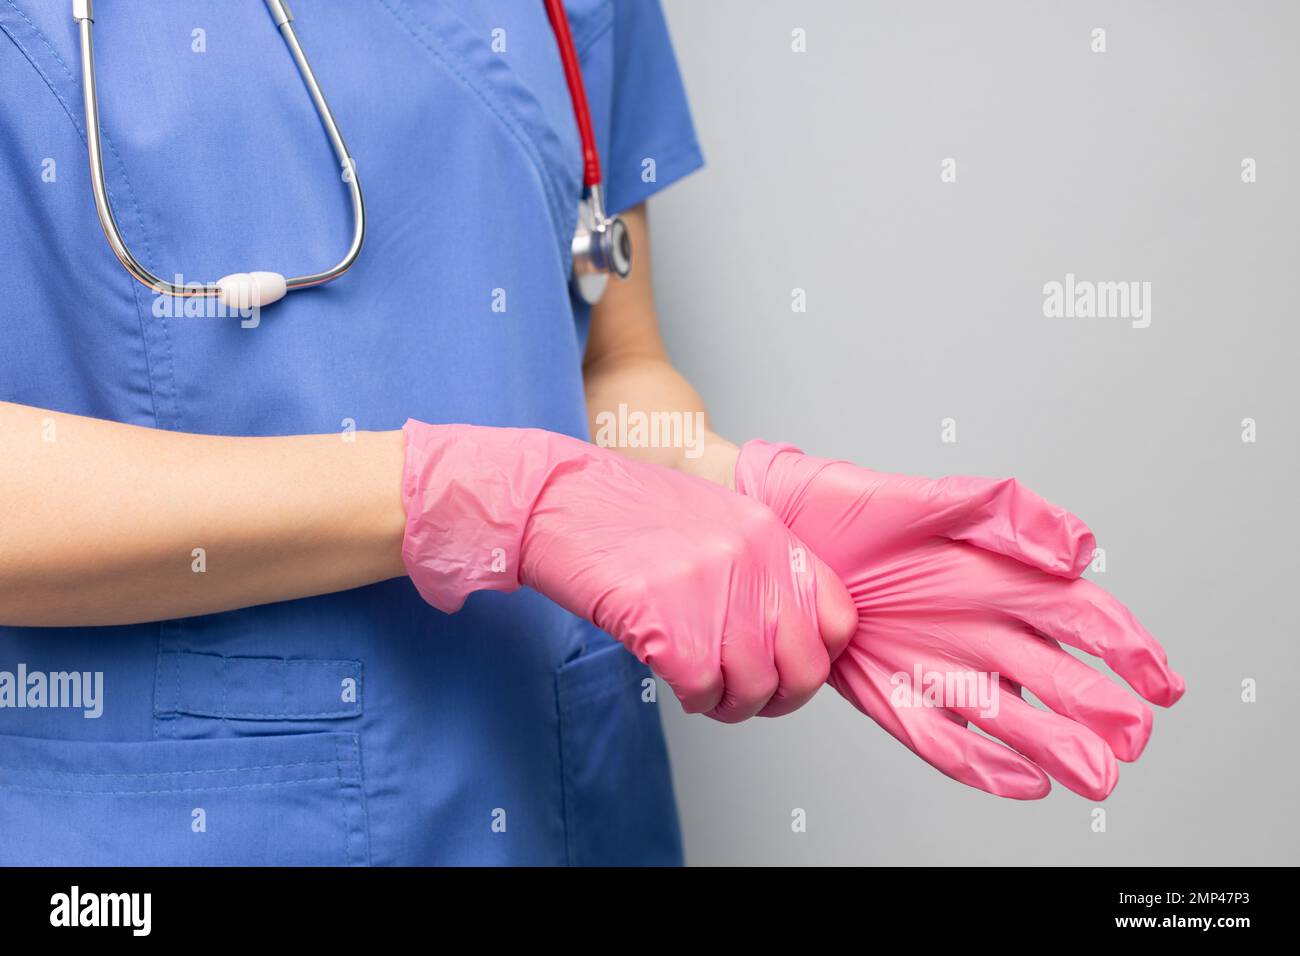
(400, 421, 858, 723)
(735, 440, 1185, 799)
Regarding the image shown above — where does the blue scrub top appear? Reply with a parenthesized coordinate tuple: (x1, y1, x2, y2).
(0, 0, 703, 865)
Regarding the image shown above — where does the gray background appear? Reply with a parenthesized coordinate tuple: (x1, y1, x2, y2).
(646, 0, 1298, 865)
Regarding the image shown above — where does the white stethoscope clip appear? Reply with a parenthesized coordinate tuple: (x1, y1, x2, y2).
(216, 272, 290, 310)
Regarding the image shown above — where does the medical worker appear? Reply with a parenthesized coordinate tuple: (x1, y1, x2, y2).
(0, 1, 1183, 866)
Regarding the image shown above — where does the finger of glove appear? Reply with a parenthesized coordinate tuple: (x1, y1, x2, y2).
(640, 632, 725, 716)
(928, 475, 1095, 579)
(955, 687, 1119, 800)
(811, 551, 858, 661)
(758, 602, 833, 718)
(830, 646, 1051, 800)
(707, 626, 781, 724)
(976, 625, 1155, 761)
(983, 560, 1186, 708)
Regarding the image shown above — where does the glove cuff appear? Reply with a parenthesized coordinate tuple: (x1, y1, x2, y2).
(733, 439, 804, 500)
(400, 421, 583, 613)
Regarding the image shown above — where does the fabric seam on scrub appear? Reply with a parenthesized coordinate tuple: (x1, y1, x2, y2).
(0, 2, 176, 434)
(156, 622, 183, 740)
(0, 778, 341, 797)
(607, 138, 704, 216)
(345, 733, 371, 866)
(372, 0, 578, 275)
(0, 761, 338, 778)
(344, 732, 371, 866)
(335, 736, 348, 865)
(0, 0, 179, 434)
(557, 654, 643, 711)
(574, 2, 615, 57)
(554, 664, 574, 867)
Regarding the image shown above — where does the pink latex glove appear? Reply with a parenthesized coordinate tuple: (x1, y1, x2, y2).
(735, 440, 1185, 800)
(400, 422, 857, 722)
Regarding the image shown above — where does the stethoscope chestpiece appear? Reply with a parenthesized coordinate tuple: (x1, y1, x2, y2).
(570, 184, 631, 305)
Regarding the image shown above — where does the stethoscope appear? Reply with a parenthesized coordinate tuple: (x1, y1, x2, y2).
(71, 0, 630, 309)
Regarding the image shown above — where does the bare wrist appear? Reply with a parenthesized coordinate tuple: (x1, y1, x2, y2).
(679, 433, 740, 490)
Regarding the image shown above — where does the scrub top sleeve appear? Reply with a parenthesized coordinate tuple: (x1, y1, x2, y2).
(594, 0, 704, 215)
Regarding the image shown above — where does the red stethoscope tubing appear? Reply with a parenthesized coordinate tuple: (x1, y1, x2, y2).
(543, 0, 602, 189)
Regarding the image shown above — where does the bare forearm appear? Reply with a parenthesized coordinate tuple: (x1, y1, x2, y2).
(582, 351, 738, 489)
(0, 402, 406, 626)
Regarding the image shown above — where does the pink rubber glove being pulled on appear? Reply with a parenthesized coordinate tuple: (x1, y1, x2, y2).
(400, 422, 857, 722)
(735, 440, 1185, 799)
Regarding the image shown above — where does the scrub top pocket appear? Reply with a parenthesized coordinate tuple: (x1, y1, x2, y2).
(556, 639, 681, 866)
(0, 731, 369, 866)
